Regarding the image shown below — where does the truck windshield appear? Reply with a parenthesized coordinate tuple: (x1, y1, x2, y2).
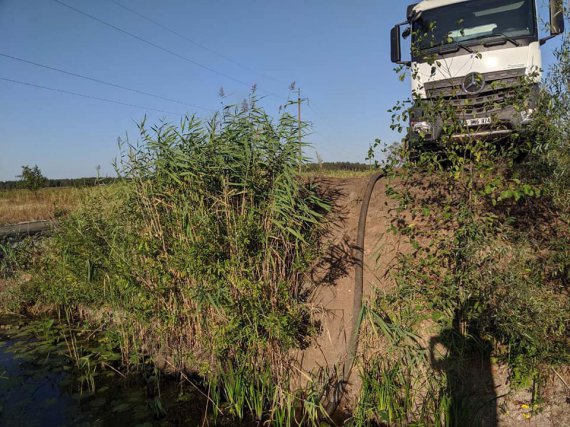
(412, 0, 536, 52)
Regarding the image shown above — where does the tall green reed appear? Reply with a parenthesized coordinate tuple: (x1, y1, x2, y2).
(28, 97, 331, 424)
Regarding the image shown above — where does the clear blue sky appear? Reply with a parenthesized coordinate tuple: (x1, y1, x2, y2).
(0, 0, 562, 180)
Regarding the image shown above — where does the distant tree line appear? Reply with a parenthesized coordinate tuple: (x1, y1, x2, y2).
(1, 162, 372, 190)
(303, 162, 372, 172)
(0, 176, 119, 190)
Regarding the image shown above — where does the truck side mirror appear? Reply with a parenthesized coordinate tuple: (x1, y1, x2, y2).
(391, 25, 402, 63)
(541, 0, 565, 44)
(549, 0, 565, 36)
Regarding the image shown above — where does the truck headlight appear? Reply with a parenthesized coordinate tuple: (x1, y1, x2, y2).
(412, 121, 432, 134)
(520, 109, 535, 124)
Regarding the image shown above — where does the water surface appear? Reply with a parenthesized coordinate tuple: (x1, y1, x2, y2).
(0, 315, 222, 426)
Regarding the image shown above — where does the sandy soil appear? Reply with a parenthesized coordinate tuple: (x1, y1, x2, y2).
(297, 176, 406, 407)
(298, 175, 570, 426)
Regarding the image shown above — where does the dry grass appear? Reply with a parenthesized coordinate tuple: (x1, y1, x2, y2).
(0, 187, 89, 225)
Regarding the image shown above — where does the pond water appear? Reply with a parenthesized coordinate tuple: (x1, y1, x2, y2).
(0, 315, 235, 426)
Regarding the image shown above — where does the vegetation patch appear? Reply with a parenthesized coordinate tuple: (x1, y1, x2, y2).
(354, 27, 570, 427)
(1, 98, 336, 425)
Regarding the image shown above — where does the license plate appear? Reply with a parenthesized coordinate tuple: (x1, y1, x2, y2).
(464, 117, 492, 127)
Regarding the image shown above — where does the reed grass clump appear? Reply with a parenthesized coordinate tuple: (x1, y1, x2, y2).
(28, 100, 331, 423)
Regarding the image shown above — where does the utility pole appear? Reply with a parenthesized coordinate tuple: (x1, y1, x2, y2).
(290, 83, 307, 168)
(297, 88, 302, 146)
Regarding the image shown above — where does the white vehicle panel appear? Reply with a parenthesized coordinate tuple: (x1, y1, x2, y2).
(413, 0, 475, 13)
(411, 43, 542, 98)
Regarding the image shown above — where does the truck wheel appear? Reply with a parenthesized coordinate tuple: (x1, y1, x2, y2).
(405, 135, 422, 163)
(497, 130, 532, 162)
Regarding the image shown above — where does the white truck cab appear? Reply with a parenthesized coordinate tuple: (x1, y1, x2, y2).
(391, 0, 566, 141)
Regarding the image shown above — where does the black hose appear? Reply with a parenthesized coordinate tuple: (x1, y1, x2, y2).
(324, 171, 385, 418)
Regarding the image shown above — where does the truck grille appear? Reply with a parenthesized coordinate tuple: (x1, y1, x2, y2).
(423, 68, 528, 117)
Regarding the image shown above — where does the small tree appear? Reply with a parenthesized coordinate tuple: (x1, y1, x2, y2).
(17, 165, 48, 192)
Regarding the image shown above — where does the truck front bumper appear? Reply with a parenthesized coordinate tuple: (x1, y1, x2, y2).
(410, 105, 536, 142)
(409, 83, 540, 142)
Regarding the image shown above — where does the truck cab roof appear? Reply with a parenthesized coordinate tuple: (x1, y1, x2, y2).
(412, 0, 472, 14)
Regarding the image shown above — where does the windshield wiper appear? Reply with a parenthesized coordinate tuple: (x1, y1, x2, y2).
(490, 33, 521, 47)
(474, 33, 521, 47)
(437, 42, 474, 55)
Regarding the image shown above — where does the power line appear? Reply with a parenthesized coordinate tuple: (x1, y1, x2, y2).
(107, 0, 290, 88)
(0, 52, 214, 112)
(0, 76, 179, 115)
(50, 0, 286, 100)
(303, 100, 347, 143)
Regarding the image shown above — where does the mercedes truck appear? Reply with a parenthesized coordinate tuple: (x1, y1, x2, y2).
(390, 0, 566, 142)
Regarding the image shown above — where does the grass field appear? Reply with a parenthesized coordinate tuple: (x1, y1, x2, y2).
(302, 162, 376, 179)
(0, 169, 372, 226)
(0, 187, 87, 225)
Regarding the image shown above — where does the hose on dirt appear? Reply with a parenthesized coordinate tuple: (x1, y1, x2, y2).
(324, 171, 385, 418)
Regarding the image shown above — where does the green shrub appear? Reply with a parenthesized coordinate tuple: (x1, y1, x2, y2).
(17, 165, 48, 192)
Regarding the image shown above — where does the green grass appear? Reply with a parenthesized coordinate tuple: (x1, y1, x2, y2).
(302, 162, 377, 179)
(4, 99, 332, 425)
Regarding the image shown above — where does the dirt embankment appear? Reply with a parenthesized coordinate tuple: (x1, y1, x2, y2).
(2, 175, 568, 425)
(300, 175, 570, 426)
(298, 176, 407, 403)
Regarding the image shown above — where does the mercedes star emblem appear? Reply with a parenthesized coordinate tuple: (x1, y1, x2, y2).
(463, 72, 485, 94)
